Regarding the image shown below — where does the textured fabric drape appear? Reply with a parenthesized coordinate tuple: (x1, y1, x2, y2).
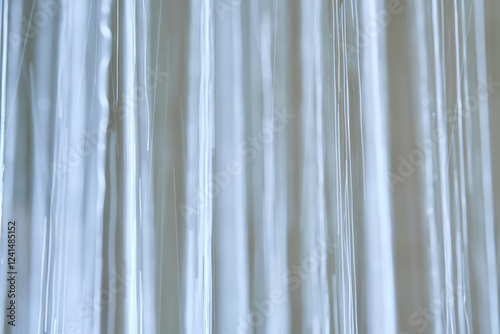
(1, 0, 500, 333)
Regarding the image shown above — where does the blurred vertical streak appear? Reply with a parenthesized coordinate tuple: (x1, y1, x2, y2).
(485, 0, 500, 320)
(94, 1, 112, 333)
(410, 0, 445, 333)
(359, 0, 397, 332)
(213, 0, 249, 332)
(184, 0, 214, 332)
(472, 0, 500, 332)
(116, 0, 139, 333)
(299, 0, 331, 332)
